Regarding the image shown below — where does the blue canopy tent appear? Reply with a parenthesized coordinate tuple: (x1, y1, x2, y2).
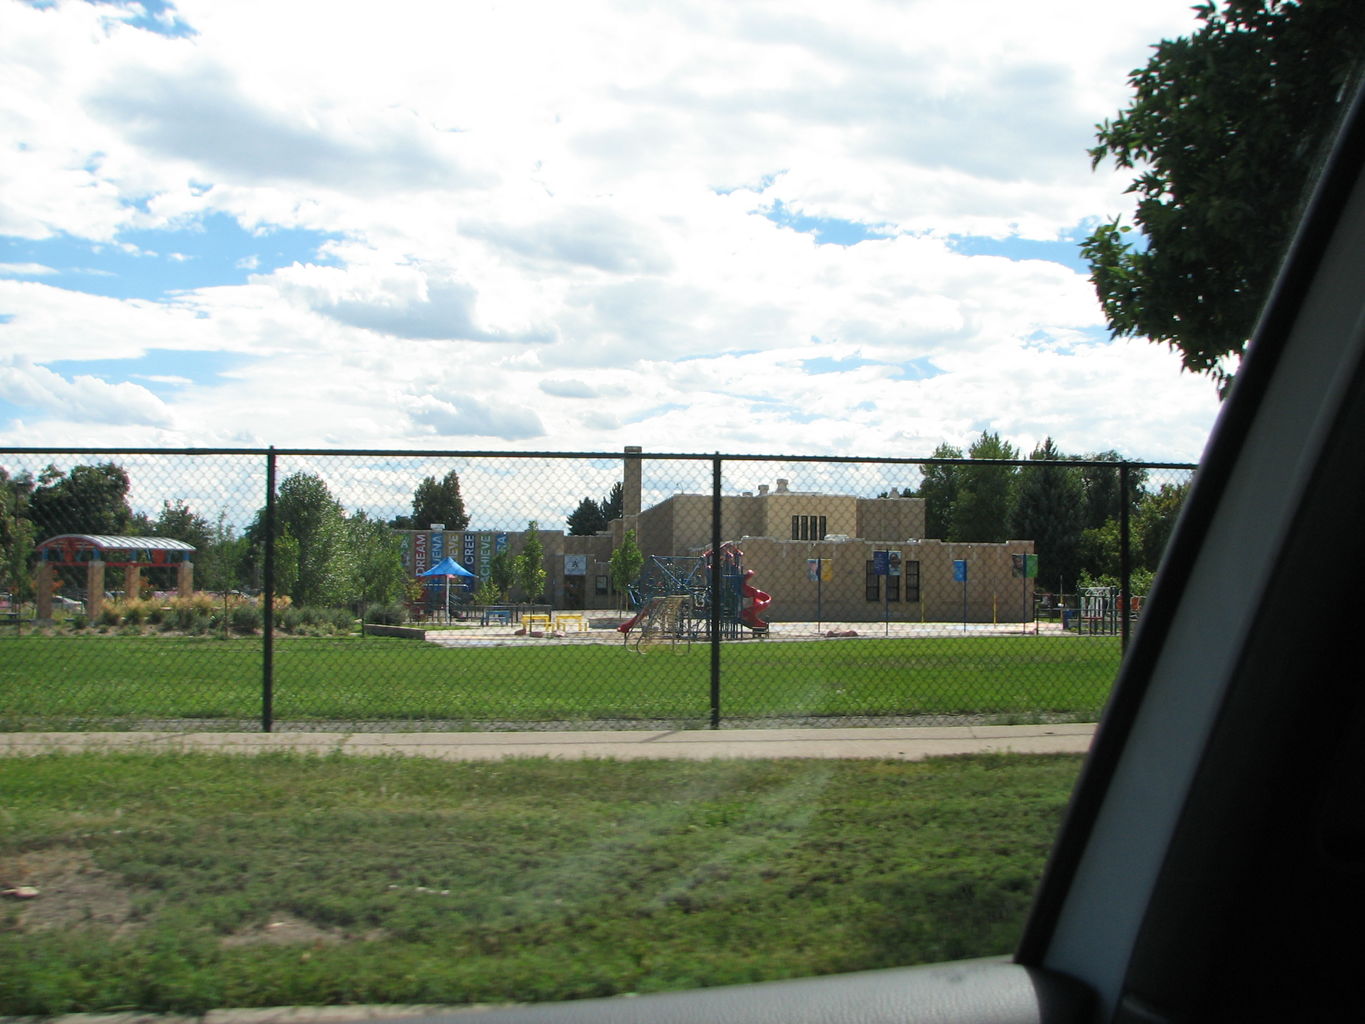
(418, 556, 477, 618)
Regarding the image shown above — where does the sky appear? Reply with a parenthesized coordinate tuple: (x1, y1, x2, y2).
(1, 0, 1223, 466)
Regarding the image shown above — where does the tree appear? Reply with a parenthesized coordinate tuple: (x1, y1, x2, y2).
(1084, 0, 1365, 390)
(197, 511, 248, 596)
(1135, 481, 1192, 571)
(146, 499, 213, 552)
(566, 496, 608, 536)
(486, 548, 515, 602)
(609, 529, 645, 612)
(950, 433, 1018, 542)
(27, 463, 133, 538)
(1010, 439, 1085, 591)
(0, 470, 36, 601)
(600, 482, 624, 521)
(345, 511, 409, 610)
(1077, 451, 1146, 532)
(917, 443, 963, 539)
(408, 471, 470, 531)
(245, 472, 350, 607)
(513, 521, 547, 603)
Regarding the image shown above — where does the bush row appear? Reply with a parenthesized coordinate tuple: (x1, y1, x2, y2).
(51, 594, 396, 637)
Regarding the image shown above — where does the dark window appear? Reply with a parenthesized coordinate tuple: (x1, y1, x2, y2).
(904, 560, 921, 602)
(887, 571, 900, 602)
(865, 559, 880, 601)
(792, 515, 827, 541)
(791, 515, 801, 540)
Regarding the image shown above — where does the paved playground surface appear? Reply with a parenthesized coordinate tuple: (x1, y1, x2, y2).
(420, 617, 1076, 647)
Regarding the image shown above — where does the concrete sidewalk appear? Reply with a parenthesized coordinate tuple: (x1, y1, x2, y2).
(0, 723, 1095, 761)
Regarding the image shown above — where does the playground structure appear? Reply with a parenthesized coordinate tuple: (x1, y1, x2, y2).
(1074, 586, 1121, 635)
(618, 542, 772, 647)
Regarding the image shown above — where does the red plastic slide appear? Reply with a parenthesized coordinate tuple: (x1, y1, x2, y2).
(740, 570, 771, 631)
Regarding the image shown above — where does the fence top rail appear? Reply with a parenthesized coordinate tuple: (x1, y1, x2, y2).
(0, 446, 1198, 472)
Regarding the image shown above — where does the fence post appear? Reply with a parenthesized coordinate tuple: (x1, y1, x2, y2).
(1119, 461, 1131, 652)
(710, 454, 722, 729)
(262, 447, 276, 732)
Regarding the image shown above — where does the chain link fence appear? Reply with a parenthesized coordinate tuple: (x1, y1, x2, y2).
(0, 447, 1194, 732)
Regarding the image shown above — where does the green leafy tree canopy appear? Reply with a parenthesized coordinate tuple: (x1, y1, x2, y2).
(405, 471, 470, 531)
(1084, 0, 1365, 390)
(609, 529, 645, 611)
(513, 521, 547, 604)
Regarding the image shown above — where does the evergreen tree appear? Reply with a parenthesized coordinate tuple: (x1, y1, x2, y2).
(567, 496, 608, 536)
(1011, 439, 1085, 591)
(599, 482, 624, 521)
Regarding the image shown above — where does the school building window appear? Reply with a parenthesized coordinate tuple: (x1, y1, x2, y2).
(865, 560, 880, 601)
(791, 515, 828, 541)
(904, 559, 921, 602)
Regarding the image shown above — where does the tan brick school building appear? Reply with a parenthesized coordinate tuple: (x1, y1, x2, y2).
(398, 449, 1035, 625)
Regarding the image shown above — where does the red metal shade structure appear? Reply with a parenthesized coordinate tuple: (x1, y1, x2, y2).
(34, 534, 196, 619)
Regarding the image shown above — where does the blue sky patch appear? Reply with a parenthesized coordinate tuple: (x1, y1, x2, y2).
(47, 348, 243, 396)
(802, 354, 943, 381)
(0, 212, 340, 301)
(763, 201, 889, 246)
(80, 0, 197, 38)
(947, 234, 1089, 275)
(801, 354, 879, 374)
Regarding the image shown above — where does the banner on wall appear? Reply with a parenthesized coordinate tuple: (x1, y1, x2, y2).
(807, 558, 832, 582)
(414, 532, 429, 574)
(564, 554, 588, 576)
(431, 530, 444, 562)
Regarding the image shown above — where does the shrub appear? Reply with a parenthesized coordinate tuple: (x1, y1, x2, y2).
(121, 598, 151, 625)
(364, 603, 408, 626)
(229, 603, 262, 635)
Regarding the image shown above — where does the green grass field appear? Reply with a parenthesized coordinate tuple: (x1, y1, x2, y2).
(0, 751, 1083, 1015)
(0, 634, 1121, 729)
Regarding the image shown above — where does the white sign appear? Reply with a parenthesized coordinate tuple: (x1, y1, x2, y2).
(564, 554, 588, 576)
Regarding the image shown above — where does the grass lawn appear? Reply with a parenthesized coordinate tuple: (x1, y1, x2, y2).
(0, 634, 1119, 729)
(0, 751, 1083, 1015)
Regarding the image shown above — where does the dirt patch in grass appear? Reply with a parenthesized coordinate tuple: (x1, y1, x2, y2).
(3, 846, 140, 936)
(219, 911, 355, 948)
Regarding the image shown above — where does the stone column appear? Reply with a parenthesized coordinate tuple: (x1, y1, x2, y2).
(178, 560, 194, 597)
(125, 565, 141, 602)
(87, 562, 105, 618)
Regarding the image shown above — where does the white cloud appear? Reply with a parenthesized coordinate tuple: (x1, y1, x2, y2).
(0, 355, 174, 427)
(0, 0, 1221, 462)
(0, 262, 58, 276)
